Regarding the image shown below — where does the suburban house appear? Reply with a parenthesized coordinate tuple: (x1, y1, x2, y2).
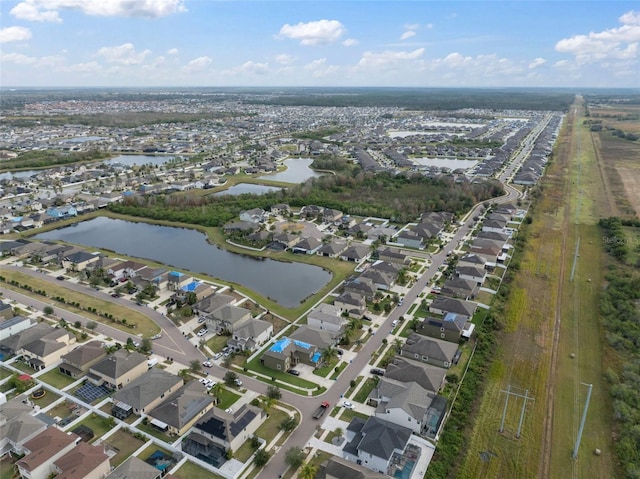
(61, 250, 99, 272)
(317, 456, 388, 479)
(368, 377, 447, 437)
(341, 244, 371, 263)
(182, 404, 264, 464)
(16, 427, 80, 479)
(51, 442, 110, 479)
(193, 293, 235, 316)
(317, 239, 348, 258)
(167, 271, 194, 292)
(239, 208, 267, 224)
(0, 397, 48, 457)
(415, 313, 474, 342)
(0, 316, 34, 342)
(206, 304, 252, 334)
(45, 205, 77, 218)
(342, 276, 377, 301)
(334, 292, 367, 318)
(0, 301, 16, 320)
(307, 304, 347, 334)
(291, 236, 322, 255)
(429, 297, 478, 321)
(291, 325, 338, 351)
(14, 326, 75, 371)
(400, 334, 459, 369)
(227, 318, 273, 353)
(59, 341, 108, 379)
(377, 248, 411, 266)
(111, 369, 183, 419)
(384, 356, 447, 394)
(107, 260, 147, 281)
(343, 416, 413, 476)
(360, 267, 396, 291)
(147, 380, 213, 436)
(455, 265, 488, 286)
(482, 218, 507, 233)
(105, 456, 162, 479)
(87, 349, 148, 390)
(457, 253, 488, 270)
(440, 277, 479, 300)
(395, 230, 425, 250)
(260, 336, 323, 372)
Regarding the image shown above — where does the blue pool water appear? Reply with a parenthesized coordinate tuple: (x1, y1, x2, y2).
(394, 460, 416, 479)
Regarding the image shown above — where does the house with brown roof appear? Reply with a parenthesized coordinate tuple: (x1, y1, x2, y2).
(52, 441, 110, 479)
(59, 340, 107, 379)
(16, 427, 80, 479)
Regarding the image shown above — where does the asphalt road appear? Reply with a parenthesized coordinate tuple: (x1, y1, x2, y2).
(0, 132, 528, 477)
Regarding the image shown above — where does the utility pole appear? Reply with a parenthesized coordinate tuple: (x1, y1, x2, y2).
(499, 385, 534, 437)
(572, 383, 593, 459)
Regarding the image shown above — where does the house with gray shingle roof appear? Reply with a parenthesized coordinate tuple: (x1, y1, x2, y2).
(147, 380, 213, 436)
(105, 456, 162, 479)
(87, 349, 148, 391)
(111, 369, 183, 419)
(206, 304, 252, 334)
(343, 416, 412, 475)
(400, 334, 459, 369)
(59, 341, 107, 378)
(227, 318, 273, 353)
(429, 296, 477, 320)
(384, 356, 446, 393)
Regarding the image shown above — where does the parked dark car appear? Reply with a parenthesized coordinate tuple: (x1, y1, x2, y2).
(370, 368, 385, 376)
(287, 369, 300, 376)
(56, 276, 65, 280)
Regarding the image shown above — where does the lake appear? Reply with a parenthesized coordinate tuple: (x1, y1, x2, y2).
(257, 158, 323, 183)
(214, 183, 283, 197)
(101, 155, 180, 167)
(35, 217, 331, 308)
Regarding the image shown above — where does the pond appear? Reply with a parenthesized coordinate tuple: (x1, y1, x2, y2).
(257, 158, 323, 184)
(101, 155, 181, 167)
(213, 183, 283, 197)
(35, 217, 331, 308)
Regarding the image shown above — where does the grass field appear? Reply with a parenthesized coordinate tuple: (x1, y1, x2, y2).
(457, 98, 616, 479)
(0, 268, 160, 337)
(38, 368, 78, 389)
(173, 460, 226, 479)
(103, 429, 146, 467)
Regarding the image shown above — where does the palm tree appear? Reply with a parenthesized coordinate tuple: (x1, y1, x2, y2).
(298, 462, 318, 479)
(320, 346, 339, 366)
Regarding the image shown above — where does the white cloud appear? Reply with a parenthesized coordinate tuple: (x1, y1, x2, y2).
(167, 48, 179, 55)
(65, 61, 102, 73)
(229, 61, 269, 75)
(97, 43, 151, 65)
(425, 23, 433, 29)
(0, 26, 32, 43)
(555, 10, 640, 64)
(10, 0, 186, 22)
(182, 56, 212, 73)
(275, 54, 294, 65)
(304, 58, 339, 77)
(1, 52, 37, 64)
(404, 23, 420, 30)
(342, 38, 358, 47)
(278, 19, 346, 46)
(400, 31, 416, 41)
(357, 48, 425, 68)
(529, 57, 546, 69)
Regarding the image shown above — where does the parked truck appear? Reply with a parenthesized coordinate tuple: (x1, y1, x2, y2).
(312, 401, 330, 419)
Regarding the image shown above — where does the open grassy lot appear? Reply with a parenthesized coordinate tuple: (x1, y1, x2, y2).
(0, 268, 160, 337)
(457, 98, 615, 479)
(173, 460, 226, 479)
(103, 429, 146, 467)
(215, 387, 241, 410)
(254, 408, 289, 441)
(38, 369, 78, 389)
(66, 413, 116, 442)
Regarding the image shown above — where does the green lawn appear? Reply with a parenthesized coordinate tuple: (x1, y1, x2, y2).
(173, 460, 225, 479)
(38, 369, 78, 389)
(46, 400, 75, 420)
(313, 358, 339, 378)
(0, 367, 12, 380)
(104, 429, 146, 467)
(353, 378, 377, 404)
(215, 387, 241, 410)
(136, 421, 174, 443)
(254, 408, 288, 441)
(337, 408, 369, 422)
(235, 438, 258, 462)
(66, 413, 116, 441)
(30, 389, 60, 409)
(330, 362, 347, 380)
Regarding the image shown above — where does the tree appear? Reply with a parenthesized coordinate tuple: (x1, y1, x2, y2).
(86, 321, 97, 330)
(266, 385, 282, 400)
(140, 338, 152, 354)
(334, 427, 343, 438)
(8, 374, 34, 393)
(284, 446, 305, 468)
(190, 360, 202, 373)
(224, 371, 238, 386)
(43, 306, 54, 315)
(253, 448, 270, 467)
(279, 416, 297, 432)
(298, 462, 318, 479)
(320, 346, 339, 366)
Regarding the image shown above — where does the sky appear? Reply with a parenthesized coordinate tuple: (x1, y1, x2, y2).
(0, 0, 639, 89)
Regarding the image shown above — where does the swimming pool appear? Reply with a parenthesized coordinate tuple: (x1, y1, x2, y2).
(394, 459, 416, 479)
